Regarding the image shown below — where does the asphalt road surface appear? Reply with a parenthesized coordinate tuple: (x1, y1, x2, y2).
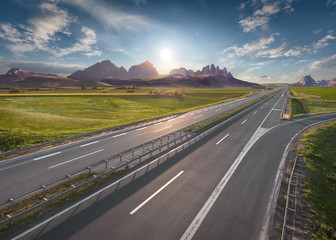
(0, 91, 272, 203)
(12, 89, 336, 240)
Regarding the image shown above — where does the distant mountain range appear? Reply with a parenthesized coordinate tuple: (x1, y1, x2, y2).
(68, 60, 158, 81)
(0, 68, 104, 87)
(169, 64, 233, 77)
(295, 75, 336, 86)
(0, 60, 263, 88)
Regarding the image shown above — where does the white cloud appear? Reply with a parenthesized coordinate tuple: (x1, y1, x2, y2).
(108, 48, 131, 56)
(221, 34, 288, 59)
(0, 2, 101, 58)
(257, 74, 274, 80)
(54, 26, 101, 57)
(253, 3, 281, 16)
(68, 0, 155, 32)
(0, 23, 36, 56)
(239, 0, 294, 32)
(313, 28, 322, 34)
(284, 48, 302, 57)
(239, 16, 270, 32)
(312, 34, 336, 51)
(0, 23, 24, 43)
(251, 60, 275, 66)
(28, 2, 75, 51)
(311, 54, 336, 69)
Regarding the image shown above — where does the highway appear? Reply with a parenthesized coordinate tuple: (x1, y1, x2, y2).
(12, 89, 336, 239)
(0, 91, 271, 203)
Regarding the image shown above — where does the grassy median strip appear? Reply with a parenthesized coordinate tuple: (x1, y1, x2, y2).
(297, 121, 336, 239)
(0, 168, 129, 239)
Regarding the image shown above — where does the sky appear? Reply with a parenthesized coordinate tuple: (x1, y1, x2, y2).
(0, 0, 335, 83)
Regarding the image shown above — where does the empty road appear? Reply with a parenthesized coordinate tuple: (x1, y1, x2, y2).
(13, 89, 336, 240)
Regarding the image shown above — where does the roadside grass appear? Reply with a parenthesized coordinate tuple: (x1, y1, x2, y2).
(297, 121, 336, 239)
(291, 87, 336, 100)
(0, 88, 261, 152)
(290, 98, 336, 118)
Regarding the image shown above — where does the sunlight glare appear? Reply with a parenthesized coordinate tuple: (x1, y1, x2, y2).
(160, 48, 172, 61)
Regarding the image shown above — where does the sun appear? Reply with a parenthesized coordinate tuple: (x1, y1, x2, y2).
(160, 48, 172, 61)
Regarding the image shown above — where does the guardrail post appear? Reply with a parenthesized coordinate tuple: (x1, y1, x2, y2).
(67, 174, 71, 185)
(87, 166, 92, 175)
(9, 198, 14, 212)
(132, 149, 135, 157)
(119, 154, 122, 162)
(104, 159, 108, 168)
(142, 144, 145, 152)
(42, 185, 46, 198)
(152, 141, 154, 149)
(160, 138, 163, 145)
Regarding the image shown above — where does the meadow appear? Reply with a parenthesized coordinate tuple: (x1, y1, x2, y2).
(297, 121, 336, 239)
(0, 87, 260, 152)
(289, 87, 336, 117)
(290, 87, 336, 100)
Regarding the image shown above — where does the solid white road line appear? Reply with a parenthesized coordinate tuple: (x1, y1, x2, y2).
(113, 133, 127, 138)
(153, 126, 172, 133)
(167, 118, 175, 122)
(181, 92, 284, 240)
(253, 111, 258, 115)
(130, 171, 184, 215)
(48, 149, 104, 169)
(215, 109, 222, 112)
(216, 134, 229, 145)
(33, 152, 61, 161)
(135, 127, 147, 131)
(273, 109, 282, 111)
(154, 122, 163, 126)
(179, 115, 186, 118)
(193, 115, 204, 119)
(241, 119, 247, 125)
(80, 141, 99, 148)
(189, 113, 195, 116)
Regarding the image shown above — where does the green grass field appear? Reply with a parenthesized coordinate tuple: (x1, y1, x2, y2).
(298, 121, 336, 239)
(289, 87, 336, 117)
(291, 87, 336, 100)
(0, 88, 259, 152)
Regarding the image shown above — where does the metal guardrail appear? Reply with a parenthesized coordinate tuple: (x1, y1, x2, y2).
(0, 112, 184, 158)
(0, 92, 273, 228)
(281, 154, 298, 240)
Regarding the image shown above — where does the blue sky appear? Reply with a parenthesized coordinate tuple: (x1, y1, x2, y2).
(0, 0, 335, 83)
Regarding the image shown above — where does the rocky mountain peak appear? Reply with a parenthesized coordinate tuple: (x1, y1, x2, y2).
(128, 61, 158, 78)
(298, 75, 316, 86)
(169, 64, 234, 78)
(68, 60, 158, 81)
